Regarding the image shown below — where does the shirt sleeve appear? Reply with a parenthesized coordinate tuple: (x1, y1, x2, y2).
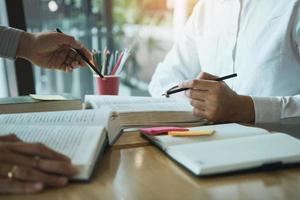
(294, 3, 300, 55)
(0, 26, 23, 59)
(251, 96, 300, 124)
(253, 4, 300, 124)
(148, 2, 202, 97)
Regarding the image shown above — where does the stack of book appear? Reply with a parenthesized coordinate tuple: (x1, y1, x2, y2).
(0, 94, 82, 114)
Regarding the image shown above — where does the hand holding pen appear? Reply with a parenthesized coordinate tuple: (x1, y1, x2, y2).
(163, 73, 237, 97)
(56, 28, 104, 77)
(16, 30, 93, 72)
(167, 72, 254, 124)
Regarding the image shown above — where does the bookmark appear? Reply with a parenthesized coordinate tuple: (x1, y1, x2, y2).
(168, 130, 215, 137)
(139, 127, 189, 135)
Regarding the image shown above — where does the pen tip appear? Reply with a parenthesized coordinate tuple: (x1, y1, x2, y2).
(56, 28, 62, 33)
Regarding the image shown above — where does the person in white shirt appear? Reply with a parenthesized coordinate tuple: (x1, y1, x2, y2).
(149, 0, 300, 124)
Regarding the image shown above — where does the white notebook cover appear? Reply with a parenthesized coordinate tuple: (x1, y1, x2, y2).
(166, 133, 300, 175)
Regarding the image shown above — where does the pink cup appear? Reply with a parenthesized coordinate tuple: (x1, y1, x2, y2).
(94, 75, 120, 95)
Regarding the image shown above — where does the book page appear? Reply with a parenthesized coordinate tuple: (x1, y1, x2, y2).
(0, 109, 110, 126)
(112, 102, 193, 112)
(30, 94, 68, 101)
(85, 95, 193, 112)
(145, 123, 270, 150)
(0, 124, 104, 165)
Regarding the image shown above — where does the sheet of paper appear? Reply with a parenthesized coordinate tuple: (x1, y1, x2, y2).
(30, 94, 68, 101)
(0, 109, 110, 127)
(0, 124, 104, 165)
(85, 95, 193, 112)
(85, 95, 174, 107)
(109, 102, 193, 112)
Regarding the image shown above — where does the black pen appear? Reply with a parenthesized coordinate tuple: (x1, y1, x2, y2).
(163, 73, 238, 97)
(56, 28, 104, 78)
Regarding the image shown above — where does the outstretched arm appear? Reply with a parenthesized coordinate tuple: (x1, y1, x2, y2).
(0, 26, 92, 72)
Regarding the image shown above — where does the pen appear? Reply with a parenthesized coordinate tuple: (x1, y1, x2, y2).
(111, 52, 124, 75)
(163, 73, 238, 97)
(56, 28, 104, 78)
(114, 50, 119, 66)
(115, 49, 130, 75)
(108, 53, 114, 75)
(104, 51, 111, 75)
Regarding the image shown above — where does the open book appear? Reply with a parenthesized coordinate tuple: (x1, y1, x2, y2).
(0, 109, 111, 181)
(142, 123, 300, 176)
(84, 95, 207, 144)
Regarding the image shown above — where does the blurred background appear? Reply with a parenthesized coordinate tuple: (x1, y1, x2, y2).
(0, 0, 197, 98)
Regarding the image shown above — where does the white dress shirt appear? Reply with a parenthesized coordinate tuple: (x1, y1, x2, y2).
(149, 0, 300, 124)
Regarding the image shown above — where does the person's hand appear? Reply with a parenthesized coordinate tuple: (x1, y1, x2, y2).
(0, 134, 77, 194)
(180, 72, 255, 123)
(16, 31, 93, 72)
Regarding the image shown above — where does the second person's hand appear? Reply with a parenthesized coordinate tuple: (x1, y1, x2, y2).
(16, 31, 93, 72)
(0, 134, 78, 194)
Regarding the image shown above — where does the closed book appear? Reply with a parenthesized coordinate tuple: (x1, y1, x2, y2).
(0, 95, 82, 114)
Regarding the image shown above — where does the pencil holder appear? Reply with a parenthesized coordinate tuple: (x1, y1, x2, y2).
(94, 75, 120, 95)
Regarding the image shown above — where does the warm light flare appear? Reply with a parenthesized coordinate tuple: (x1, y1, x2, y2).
(48, 0, 58, 12)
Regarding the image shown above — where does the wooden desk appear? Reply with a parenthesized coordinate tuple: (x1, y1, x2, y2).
(2, 131, 300, 200)
(3, 145, 300, 200)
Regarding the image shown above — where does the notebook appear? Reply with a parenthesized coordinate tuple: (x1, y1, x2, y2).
(84, 95, 207, 144)
(142, 123, 300, 176)
(0, 109, 112, 181)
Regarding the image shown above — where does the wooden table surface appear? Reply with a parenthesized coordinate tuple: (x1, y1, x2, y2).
(3, 131, 300, 200)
